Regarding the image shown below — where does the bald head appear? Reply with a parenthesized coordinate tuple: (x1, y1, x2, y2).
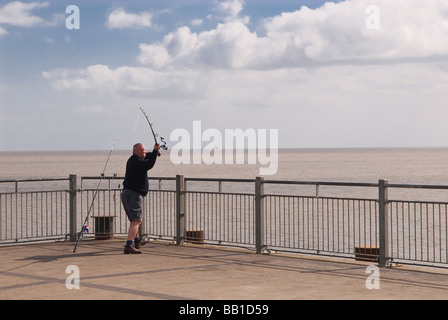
(133, 143, 146, 159)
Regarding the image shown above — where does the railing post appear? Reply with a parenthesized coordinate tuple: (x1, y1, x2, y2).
(69, 174, 77, 242)
(176, 175, 185, 246)
(255, 177, 265, 254)
(378, 179, 389, 267)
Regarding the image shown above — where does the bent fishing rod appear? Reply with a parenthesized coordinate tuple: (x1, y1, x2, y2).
(139, 107, 168, 155)
(73, 140, 116, 253)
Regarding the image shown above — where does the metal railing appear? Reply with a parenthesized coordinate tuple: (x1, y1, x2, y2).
(0, 178, 70, 244)
(182, 177, 256, 248)
(261, 180, 381, 259)
(387, 183, 448, 266)
(79, 176, 177, 242)
(2, 175, 448, 268)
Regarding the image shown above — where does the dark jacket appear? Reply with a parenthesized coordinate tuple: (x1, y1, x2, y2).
(123, 150, 158, 196)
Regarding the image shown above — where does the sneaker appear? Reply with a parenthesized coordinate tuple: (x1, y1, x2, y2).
(124, 244, 142, 254)
(134, 237, 149, 249)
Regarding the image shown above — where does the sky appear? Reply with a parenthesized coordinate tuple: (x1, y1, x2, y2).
(1, 0, 448, 151)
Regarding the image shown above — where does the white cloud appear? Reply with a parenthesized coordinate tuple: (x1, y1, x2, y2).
(106, 8, 152, 29)
(138, 44, 172, 69)
(0, 1, 49, 27)
(0, 1, 63, 35)
(42, 0, 448, 149)
(134, 0, 448, 70)
(190, 18, 203, 27)
(137, 21, 258, 69)
(262, 0, 448, 64)
(218, 0, 246, 21)
(42, 36, 54, 44)
(45, 0, 448, 87)
(0, 26, 7, 36)
(43, 64, 209, 99)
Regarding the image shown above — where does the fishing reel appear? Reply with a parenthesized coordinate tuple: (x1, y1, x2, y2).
(160, 137, 168, 151)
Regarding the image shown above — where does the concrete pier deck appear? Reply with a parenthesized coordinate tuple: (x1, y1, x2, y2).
(1, 239, 448, 301)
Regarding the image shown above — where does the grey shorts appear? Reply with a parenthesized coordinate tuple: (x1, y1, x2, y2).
(121, 189, 143, 222)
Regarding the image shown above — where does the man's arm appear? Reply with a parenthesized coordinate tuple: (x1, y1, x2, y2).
(143, 144, 160, 171)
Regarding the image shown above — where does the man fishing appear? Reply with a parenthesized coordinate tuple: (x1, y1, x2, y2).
(121, 142, 161, 254)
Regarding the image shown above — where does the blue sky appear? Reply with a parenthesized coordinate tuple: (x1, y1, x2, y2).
(1, 0, 448, 151)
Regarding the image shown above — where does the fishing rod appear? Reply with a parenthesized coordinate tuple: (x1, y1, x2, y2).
(73, 140, 116, 253)
(139, 107, 168, 154)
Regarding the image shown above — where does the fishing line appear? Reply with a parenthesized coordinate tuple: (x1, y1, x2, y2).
(73, 139, 116, 253)
(128, 108, 141, 147)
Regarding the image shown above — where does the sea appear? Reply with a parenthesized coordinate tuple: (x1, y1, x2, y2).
(2, 147, 448, 200)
